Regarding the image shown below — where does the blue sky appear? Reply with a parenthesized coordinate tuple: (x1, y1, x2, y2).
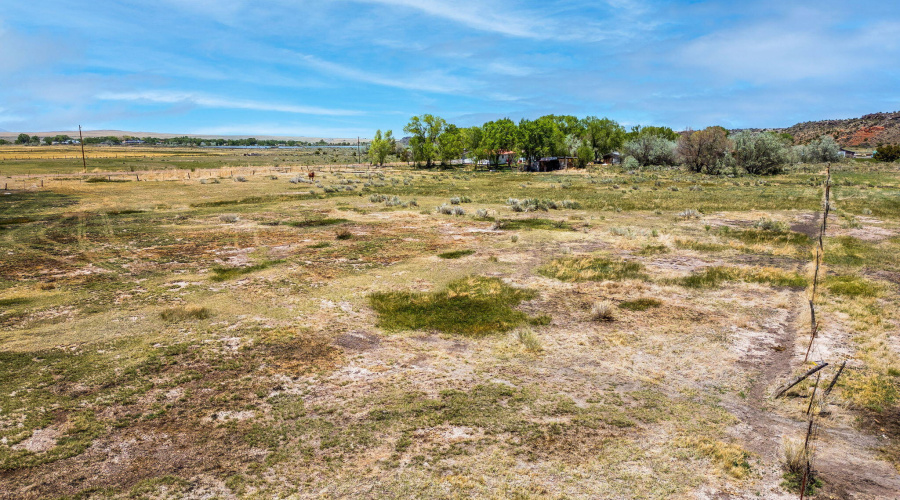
(1, 0, 898, 137)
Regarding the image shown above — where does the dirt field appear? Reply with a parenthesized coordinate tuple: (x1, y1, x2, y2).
(1, 159, 898, 499)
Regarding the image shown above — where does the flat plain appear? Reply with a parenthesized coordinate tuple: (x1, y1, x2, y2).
(1, 148, 899, 499)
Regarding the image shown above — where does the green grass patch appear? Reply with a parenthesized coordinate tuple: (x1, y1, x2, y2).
(309, 241, 331, 248)
(539, 256, 647, 282)
(635, 244, 669, 256)
(825, 275, 882, 297)
(670, 266, 807, 289)
(718, 226, 810, 246)
(674, 239, 730, 252)
(210, 260, 284, 282)
(498, 218, 573, 231)
(160, 305, 211, 322)
(619, 298, 662, 311)
(286, 218, 349, 228)
(369, 276, 538, 337)
(438, 249, 475, 259)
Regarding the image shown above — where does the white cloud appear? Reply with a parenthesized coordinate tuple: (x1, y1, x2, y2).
(96, 91, 362, 116)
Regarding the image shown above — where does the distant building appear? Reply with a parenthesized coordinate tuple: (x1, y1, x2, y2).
(535, 156, 576, 172)
(497, 150, 518, 165)
(839, 148, 856, 158)
(122, 139, 145, 145)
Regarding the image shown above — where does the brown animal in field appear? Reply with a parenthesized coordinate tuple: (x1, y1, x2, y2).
(308, 171, 315, 180)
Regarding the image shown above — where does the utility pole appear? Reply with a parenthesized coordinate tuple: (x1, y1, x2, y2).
(79, 125, 87, 172)
(357, 137, 361, 168)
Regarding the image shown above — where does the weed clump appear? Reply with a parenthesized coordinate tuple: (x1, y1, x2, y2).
(636, 244, 669, 256)
(160, 305, 211, 322)
(678, 209, 702, 219)
(781, 438, 822, 495)
(539, 256, 647, 282)
(590, 300, 616, 321)
(369, 276, 538, 337)
(219, 214, 239, 223)
(517, 328, 543, 352)
(336, 229, 353, 240)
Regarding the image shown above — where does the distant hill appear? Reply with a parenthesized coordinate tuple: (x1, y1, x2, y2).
(0, 129, 367, 144)
(775, 111, 900, 147)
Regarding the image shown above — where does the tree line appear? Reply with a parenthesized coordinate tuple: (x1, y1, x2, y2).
(366, 115, 882, 173)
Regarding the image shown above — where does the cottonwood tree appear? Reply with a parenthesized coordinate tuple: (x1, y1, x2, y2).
(404, 114, 446, 168)
(368, 129, 395, 166)
(677, 126, 731, 173)
(481, 118, 518, 167)
(581, 117, 625, 161)
(438, 124, 464, 165)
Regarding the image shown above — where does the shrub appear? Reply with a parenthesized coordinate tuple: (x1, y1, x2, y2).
(800, 135, 843, 163)
(678, 209, 702, 218)
(732, 131, 790, 175)
(336, 229, 353, 240)
(622, 135, 677, 167)
(677, 126, 730, 174)
(752, 218, 789, 232)
(234, 176, 248, 182)
(873, 144, 900, 162)
(219, 214, 239, 223)
(517, 328, 543, 352)
(590, 300, 615, 321)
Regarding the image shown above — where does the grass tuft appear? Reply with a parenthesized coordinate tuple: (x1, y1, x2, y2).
(160, 305, 211, 322)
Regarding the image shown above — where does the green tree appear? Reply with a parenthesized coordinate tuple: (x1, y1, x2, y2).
(581, 117, 625, 161)
(404, 114, 446, 167)
(368, 129, 395, 166)
(626, 125, 679, 142)
(15, 133, 30, 144)
(481, 118, 518, 167)
(519, 118, 558, 164)
(43, 136, 54, 145)
(438, 124, 464, 165)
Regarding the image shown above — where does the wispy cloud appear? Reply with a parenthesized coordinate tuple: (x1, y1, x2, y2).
(96, 91, 362, 116)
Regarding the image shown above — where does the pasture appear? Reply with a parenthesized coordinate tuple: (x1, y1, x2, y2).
(1, 152, 899, 498)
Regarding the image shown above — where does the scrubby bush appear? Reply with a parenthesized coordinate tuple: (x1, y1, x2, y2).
(732, 131, 790, 175)
(622, 135, 677, 167)
(873, 144, 900, 162)
(677, 126, 731, 174)
(219, 214, 239, 223)
(234, 176, 248, 182)
(799, 135, 843, 163)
